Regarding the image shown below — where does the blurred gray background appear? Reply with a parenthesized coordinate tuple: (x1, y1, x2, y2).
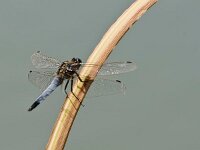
(0, 0, 200, 149)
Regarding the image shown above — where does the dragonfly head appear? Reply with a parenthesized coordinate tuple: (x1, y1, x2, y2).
(71, 57, 82, 64)
(67, 58, 82, 71)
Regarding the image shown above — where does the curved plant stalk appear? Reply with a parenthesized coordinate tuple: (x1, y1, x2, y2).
(46, 0, 157, 149)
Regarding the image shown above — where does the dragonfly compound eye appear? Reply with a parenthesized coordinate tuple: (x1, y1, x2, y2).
(76, 58, 82, 63)
(72, 58, 82, 63)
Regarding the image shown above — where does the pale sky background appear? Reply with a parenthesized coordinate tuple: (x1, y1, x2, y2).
(0, 0, 200, 150)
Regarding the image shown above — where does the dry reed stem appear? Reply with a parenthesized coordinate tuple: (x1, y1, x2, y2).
(46, 0, 157, 149)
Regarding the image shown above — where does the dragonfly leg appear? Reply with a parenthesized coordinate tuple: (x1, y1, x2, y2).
(70, 79, 85, 107)
(70, 79, 73, 91)
(64, 79, 78, 110)
(64, 79, 70, 94)
(65, 92, 78, 110)
(74, 71, 83, 82)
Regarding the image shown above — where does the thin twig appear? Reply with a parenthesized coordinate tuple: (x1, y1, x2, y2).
(46, 0, 157, 149)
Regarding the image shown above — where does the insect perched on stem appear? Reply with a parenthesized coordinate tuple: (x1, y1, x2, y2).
(28, 51, 137, 111)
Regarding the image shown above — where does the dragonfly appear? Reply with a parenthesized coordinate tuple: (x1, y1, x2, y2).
(28, 51, 137, 111)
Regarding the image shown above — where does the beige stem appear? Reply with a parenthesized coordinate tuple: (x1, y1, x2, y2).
(46, 0, 157, 149)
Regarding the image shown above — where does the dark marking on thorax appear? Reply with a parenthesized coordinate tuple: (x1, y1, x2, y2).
(56, 61, 76, 79)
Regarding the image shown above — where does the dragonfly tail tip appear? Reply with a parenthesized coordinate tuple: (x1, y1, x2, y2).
(28, 101, 40, 111)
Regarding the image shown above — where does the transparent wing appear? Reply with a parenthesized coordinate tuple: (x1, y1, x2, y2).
(80, 61, 137, 76)
(31, 51, 61, 69)
(85, 78, 126, 98)
(99, 61, 137, 75)
(28, 70, 56, 91)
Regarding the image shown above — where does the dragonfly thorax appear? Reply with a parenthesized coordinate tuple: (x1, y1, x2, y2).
(56, 62, 68, 78)
(56, 58, 82, 79)
(66, 58, 82, 72)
